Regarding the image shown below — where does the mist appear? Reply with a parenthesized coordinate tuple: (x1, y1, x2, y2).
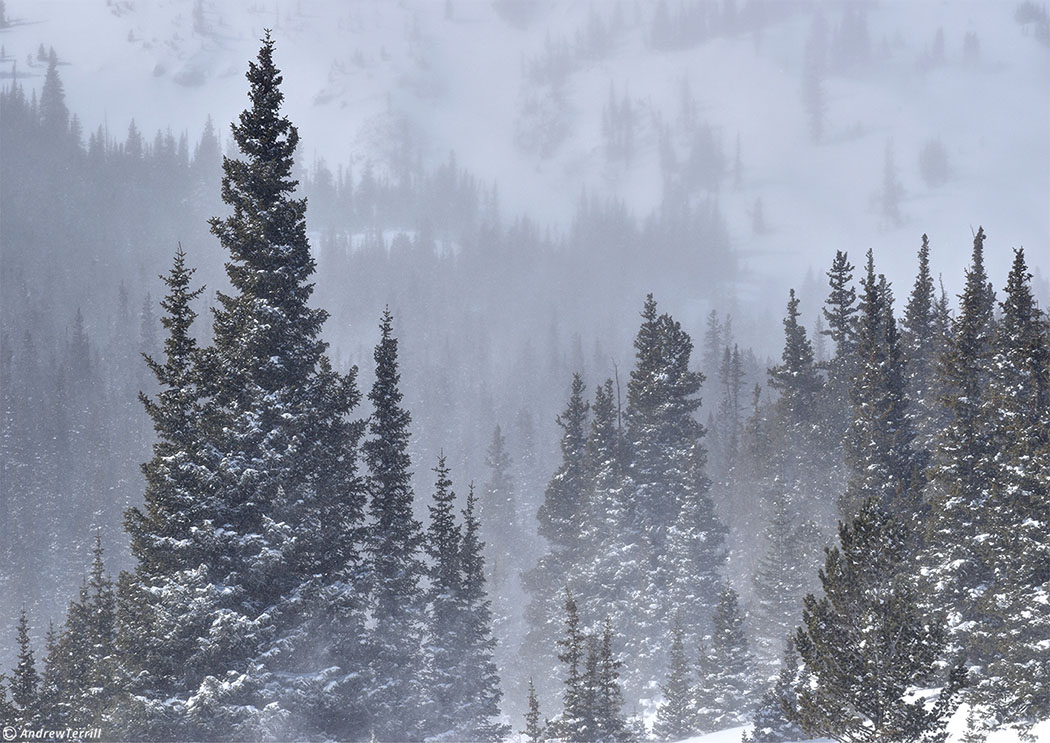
(1, 1, 1048, 741)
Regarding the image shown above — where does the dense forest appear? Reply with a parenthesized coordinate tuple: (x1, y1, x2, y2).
(1, 20, 1048, 743)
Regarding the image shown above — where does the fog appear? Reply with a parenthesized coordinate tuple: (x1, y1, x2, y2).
(0, 0, 1047, 733)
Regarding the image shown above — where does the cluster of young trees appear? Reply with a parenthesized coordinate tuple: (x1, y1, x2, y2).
(522, 294, 729, 704)
(745, 231, 1049, 741)
(516, 226, 1047, 742)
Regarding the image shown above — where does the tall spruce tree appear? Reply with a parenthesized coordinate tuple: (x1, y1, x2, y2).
(628, 296, 723, 671)
(924, 227, 997, 652)
(524, 677, 544, 742)
(455, 484, 511, 741)
(425, 454, 462, 738)
(9, 608, 40, 730)
(841, 250, 918, 522)
(122, 34, 367, 740)
(551, 589, 590, 742)
(363, 307, 428, 740)
(695, 585, 755, 730)
(819, 250, 860, 440)
(972, 248, 1050, 727)
(592, 619, 628, 743)
(523, 374, 590, 692)
(792, 498, 964, 743)
(580, 379, 647, 697)
(768, 289, 822, 427)
(901, 235, 947, 457)
(654, 614, 696, 742)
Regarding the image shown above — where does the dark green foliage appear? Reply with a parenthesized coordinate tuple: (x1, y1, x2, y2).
(820, 250, 860, 443)
(456, 485, 511, 741)
(117, 34, 369, 740)
(9, 608, 40, 729)
(592, 620, 628, 743)
(654, 615, 695, 742)
(793, 498, 964, 743)
(552, 590, 589, 741)
(695, 585, 755, 730)
(768, 289, 822, 427)
(901, 235, 948, 455)
(537, 373, 591, 552)
(363, 307, 428, 740)
(524, 677, 544, 742)
(626, 294, 708, 557)
(841, 250, 918, 521)
(925, 227, 998, 650)
(425, 454, 462, 737)
(971, 248, 1050, 727)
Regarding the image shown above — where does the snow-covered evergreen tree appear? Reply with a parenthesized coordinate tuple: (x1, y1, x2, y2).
(523, 374, 590, 691)
(363, 307, 428, 740)
(455, 485, 511, 741)
(792, 498, 964, 743)
(425, 454, 462, 738)
(654, 614, 696, 742)
(9, 608, 40, 730)
(841, 250, 919, 522)
(924, 227, 998, 655)
(901, 235, 948, 458)
(695, 585, 755, 730)
(971, 247, 1050, 728)
(768, 289, 822, 426)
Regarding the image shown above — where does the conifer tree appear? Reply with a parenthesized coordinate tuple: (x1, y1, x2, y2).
(695, 585, 755, 730)
(925, 227, 997, 647)
(654, 615, 696, 742)
(580, 379, 646, 697)
(524, 677, 544, 742)
(363, 307, 428, 741)
(551, 589, 589, 742)
(792, 498, 964, 743)
(972, 248, 1050, 727)
(901, 235, 947, 456)
(425, 454, 462, 738)
(38, 622, 62, 728)
(122, 34, 367, 740)
(819, 250, 859, 443)
(10, 608, 40, 729)
(592, 619, 628, 743)
(768, 289, 822, 427)
(628, 295, 723, 673)
(841, 251, 918, 521)
(523, 374, 590, 689)
(456, 485, 511, 741)
(626, 295, 708, 559)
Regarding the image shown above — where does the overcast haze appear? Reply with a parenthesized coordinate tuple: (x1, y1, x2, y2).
(0, 0, 1048, 738)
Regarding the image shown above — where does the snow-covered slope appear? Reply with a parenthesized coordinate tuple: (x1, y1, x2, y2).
(2, 0, 1047, 303)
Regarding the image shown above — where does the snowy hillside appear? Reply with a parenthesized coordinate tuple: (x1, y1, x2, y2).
(1, 0, 1047, 301)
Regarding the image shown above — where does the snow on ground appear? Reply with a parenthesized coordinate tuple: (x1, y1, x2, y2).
(667, 707, 1050, 743)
